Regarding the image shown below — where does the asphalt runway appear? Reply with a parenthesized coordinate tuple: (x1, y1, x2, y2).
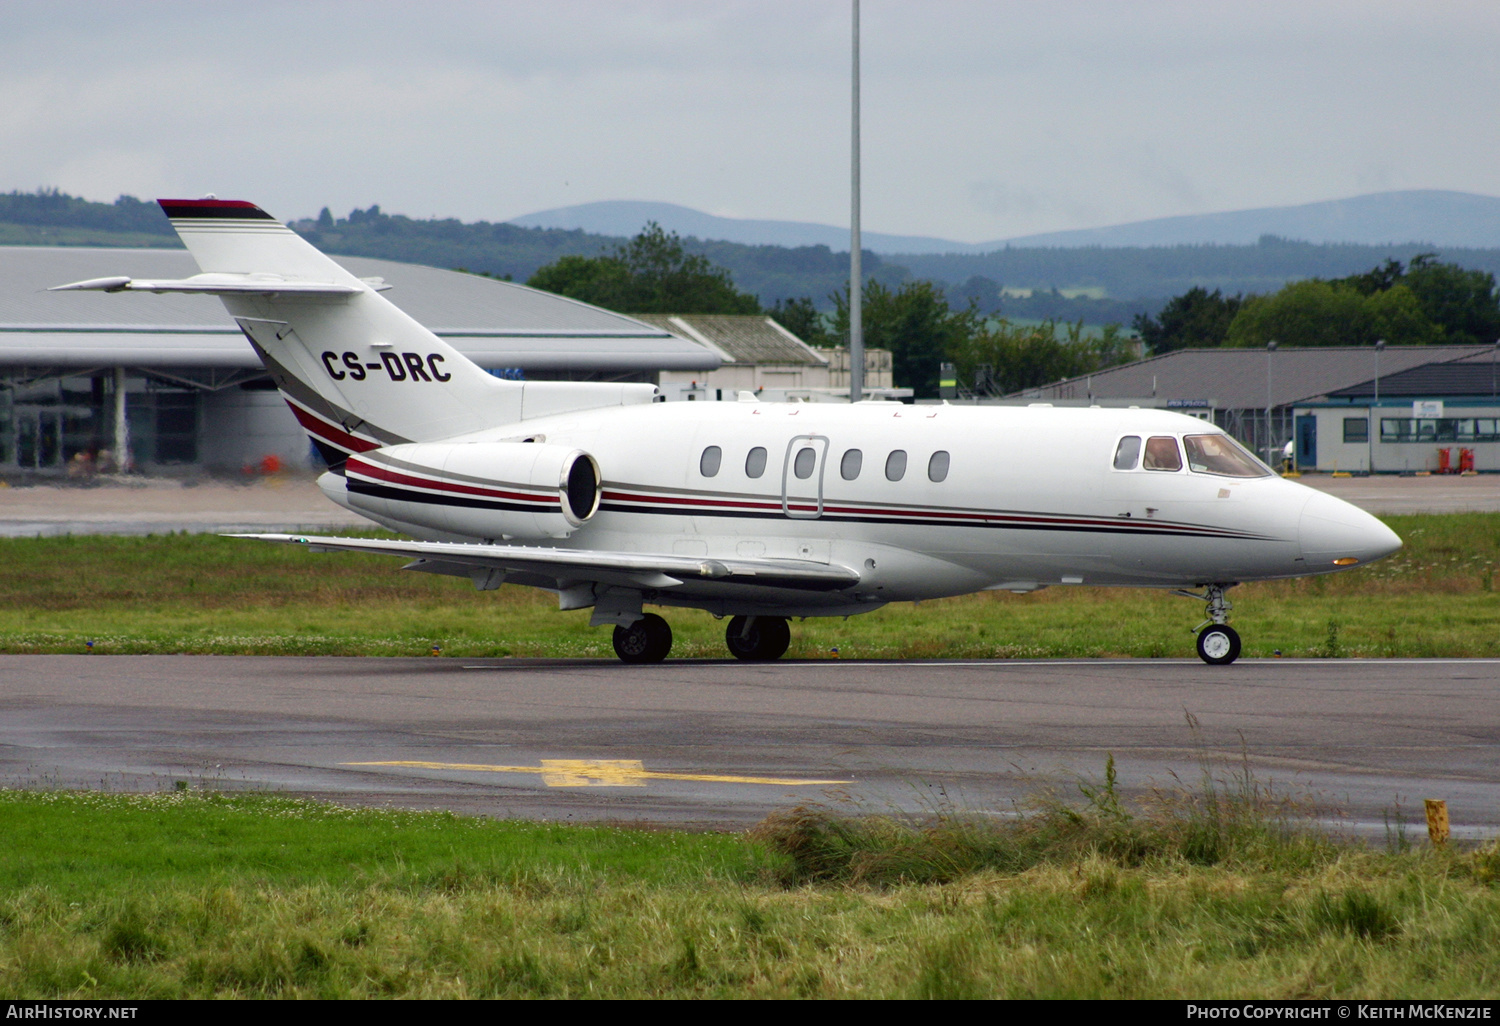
(3, 655, 1496, 837)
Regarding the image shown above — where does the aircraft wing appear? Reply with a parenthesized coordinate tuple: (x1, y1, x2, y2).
(50, 274, 368, 296)
(231, 533, 862, 593)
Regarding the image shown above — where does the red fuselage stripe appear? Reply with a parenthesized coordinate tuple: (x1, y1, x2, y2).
(348, 458, 559, 506)
(599, 489, 1239, 537)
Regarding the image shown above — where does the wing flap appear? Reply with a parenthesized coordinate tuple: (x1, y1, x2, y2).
(230, 533, 862, 592)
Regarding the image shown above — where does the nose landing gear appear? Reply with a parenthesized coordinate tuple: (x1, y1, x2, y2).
(1196, 623, 1241, 665)
(1174, 583, 1241, 665)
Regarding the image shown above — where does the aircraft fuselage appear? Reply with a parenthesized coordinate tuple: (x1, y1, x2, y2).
(322, 399, 1399, 619)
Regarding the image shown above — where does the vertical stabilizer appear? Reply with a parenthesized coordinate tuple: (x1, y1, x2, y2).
(160, 199, 524, 462)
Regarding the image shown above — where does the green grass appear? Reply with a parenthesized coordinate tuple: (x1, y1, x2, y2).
(3, 785, 1500, 998)
(0, 512, 1494, 658)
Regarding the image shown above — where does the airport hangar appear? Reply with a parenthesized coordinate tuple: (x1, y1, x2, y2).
(999, 343, 1500, 474)
(0, 246, 722, 475)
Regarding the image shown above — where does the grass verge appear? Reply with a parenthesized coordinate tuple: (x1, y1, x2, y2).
(3, 768, 1500, 999)
(0, 512, 1494, 658)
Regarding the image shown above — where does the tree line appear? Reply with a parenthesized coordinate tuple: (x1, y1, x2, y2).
(1133, 256, 1500, 350)
(9, 189, 1500, 321)
(523, 224, 1137, 398)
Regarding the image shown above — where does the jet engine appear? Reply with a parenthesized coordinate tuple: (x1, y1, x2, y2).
(342, 440, 601, 540)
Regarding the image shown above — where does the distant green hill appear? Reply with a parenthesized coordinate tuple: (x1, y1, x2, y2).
(6, 190, 1500, 327)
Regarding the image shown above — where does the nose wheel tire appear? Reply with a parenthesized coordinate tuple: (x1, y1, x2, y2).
(613, 613, 673, 664)
(725, 615, 791, 662)
(1196, 624, 1241, 665)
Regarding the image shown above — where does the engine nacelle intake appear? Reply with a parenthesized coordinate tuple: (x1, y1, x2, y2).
(344, 440, 600, 540)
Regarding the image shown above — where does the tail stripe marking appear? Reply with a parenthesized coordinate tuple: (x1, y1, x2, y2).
(159, 199, 275, 220)
(288, 404, 380, 456)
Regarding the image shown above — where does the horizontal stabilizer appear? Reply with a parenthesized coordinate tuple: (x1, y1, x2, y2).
(50, 273, 364, 296)
(230, 533, 862, 593)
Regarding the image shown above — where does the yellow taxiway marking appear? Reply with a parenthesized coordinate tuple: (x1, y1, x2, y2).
(344, 758, 851, 788)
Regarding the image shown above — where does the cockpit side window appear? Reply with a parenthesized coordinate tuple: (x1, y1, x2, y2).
(1143, 435, 1183, 472)
(1183, 433, 1272, 478)
(1113, 436, 1142, 470)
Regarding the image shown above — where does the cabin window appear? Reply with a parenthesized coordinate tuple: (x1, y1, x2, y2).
(745, 446, 767, 478)
(885, 449, 907, 481)
(1113, 436, 1141, 470)
(1343, 418, 1368, 444)
(699, 445, 722, 477)
(1143, 435, 1182, 472)
(928, 450, 950, 482)
(1183, 434, 1271, 478)
(840, 448, 862, 480)
(793, 446, 817, 479)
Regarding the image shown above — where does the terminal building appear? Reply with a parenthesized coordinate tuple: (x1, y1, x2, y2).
(1, 246, 721, 476)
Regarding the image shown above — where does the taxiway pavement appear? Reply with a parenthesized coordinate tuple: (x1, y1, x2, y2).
(3, 655, 1495, 835)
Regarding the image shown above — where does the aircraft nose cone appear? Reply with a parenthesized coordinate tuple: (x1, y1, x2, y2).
(1299, 489, 1402, 568)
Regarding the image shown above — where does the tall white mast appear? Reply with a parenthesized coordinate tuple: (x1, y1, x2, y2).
(849, 0, 864, 402)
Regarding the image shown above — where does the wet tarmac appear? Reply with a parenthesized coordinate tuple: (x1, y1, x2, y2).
(3, 655, 1496, 835)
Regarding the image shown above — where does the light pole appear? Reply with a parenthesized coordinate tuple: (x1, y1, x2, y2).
(848, 0, 864, 403)
(1266, 340, 1277, 467)
(1369, 339, 1385, 474)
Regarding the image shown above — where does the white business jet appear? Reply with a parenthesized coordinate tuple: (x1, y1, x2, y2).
(54, 199, 1402, 665)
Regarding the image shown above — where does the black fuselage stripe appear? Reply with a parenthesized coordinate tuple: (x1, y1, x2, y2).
(596, 502, 1254, 537)
(353, 480, 1264, 540)
(349, 481, 557, 515)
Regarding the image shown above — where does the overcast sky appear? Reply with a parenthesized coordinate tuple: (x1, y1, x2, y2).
(4, 1, 1498, 243)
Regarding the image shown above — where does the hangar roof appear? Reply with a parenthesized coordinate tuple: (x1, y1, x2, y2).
(1326, 358, 1500, 399)
(630, 314, 827, 366)
(1009, 345, 1494, 409)
(0, 247, 721, 373)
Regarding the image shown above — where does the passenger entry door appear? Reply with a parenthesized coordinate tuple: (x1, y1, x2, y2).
(781, 434, 829, 519)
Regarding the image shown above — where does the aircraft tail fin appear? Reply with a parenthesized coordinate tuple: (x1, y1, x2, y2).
(157, 199, 525, 462)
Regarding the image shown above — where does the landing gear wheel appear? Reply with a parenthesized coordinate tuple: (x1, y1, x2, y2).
(1196, 624, 1241, 665)
(724, 615, 791, 662)
(612, 613, 673, 664)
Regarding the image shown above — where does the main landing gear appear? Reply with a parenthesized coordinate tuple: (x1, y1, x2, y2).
(1174, 583, 1241, 666)
(612, 613, 673, 664)
(724, 615, 791, 662)
(608, 612, 794, 664)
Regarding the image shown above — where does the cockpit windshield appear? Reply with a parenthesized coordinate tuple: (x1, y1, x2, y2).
(1183, 433, 1273, 478)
